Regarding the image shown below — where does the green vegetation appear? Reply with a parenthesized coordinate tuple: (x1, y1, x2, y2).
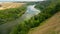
(35, 1, 51, 11)
(0, 6, 27, 25)
(10, 0, 60, 34)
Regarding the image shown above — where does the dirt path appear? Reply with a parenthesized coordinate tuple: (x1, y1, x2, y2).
(28, 12, 60, 34)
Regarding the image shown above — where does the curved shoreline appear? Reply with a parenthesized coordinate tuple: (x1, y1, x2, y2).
(0, 5, 40, 34)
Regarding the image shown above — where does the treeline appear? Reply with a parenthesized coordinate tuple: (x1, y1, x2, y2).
(35, 1, 52, 11)
(10, 0, 60, 34)
(0, 5, 27, 25)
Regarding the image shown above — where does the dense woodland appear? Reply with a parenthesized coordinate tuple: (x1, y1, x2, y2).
(9, 0, 60, 34)
(0, 6, 27, 25)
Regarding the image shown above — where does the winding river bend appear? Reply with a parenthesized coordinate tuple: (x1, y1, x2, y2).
(0, 5, 41, 34)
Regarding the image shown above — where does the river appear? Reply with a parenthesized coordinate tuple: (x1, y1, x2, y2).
(0, 5, 41, 34)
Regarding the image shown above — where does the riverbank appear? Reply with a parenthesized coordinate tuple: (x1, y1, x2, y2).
(28, 12, 60, 34)
(9, 1, 60, 34)
(0, 4, 40, 34)
(0, 3, 27, 25)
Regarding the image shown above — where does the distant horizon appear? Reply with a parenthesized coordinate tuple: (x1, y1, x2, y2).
(0, 0, 45, 2)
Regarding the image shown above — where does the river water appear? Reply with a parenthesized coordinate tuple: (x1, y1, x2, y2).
(0, 5, 41, 34)
(23, 5, 40, 19)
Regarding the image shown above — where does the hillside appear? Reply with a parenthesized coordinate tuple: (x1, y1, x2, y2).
(28, 12, 60, 34)
(0, 2, 25, 10)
